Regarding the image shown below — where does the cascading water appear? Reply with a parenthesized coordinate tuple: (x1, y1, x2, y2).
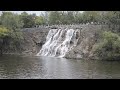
(36, 28, 81, 58)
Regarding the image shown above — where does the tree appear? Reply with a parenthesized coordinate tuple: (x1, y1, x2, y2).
(0, 26, 10, 55)
(65, 11, 75, 24)
(48, 11, 61, 25)
(74, 12, 83, 24)
(20, 12, 36, 28)
(0, 12, 24, 55)
(93, 31, 120, 60)
(100, 11, 120, 32)
(35, 16, 46, 25)
(41, 11, 49, 25)
(59, 11, 68, 24)
(82, 11, 101, 23)
(48, 11, 76, 24)
(1, 12, 24, 30)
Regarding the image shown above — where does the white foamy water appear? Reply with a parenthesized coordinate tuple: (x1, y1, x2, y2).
(37, 28, 81, 57)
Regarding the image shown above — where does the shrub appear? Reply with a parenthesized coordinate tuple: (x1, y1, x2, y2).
(0, 26, 24, 55)
(93, 31, 120, 60)
(0, 26, 10, 38)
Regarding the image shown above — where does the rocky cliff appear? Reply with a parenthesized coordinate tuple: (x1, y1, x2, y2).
(64, 25, 103, 59)
(36, 25, 108, 59)
(11, 25, 108, 59)
(20, 27, 49, 56)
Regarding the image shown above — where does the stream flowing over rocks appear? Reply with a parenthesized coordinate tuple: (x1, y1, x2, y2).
(5, 25, 108, 59)
(36, 28, 81, 57)
(35, 25, 108, 59)
(20, 27, 49, 56)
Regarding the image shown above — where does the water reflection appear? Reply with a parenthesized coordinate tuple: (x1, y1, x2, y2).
(0, 55, 120, 79)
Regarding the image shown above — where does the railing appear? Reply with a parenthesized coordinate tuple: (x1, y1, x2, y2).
(22, 22, 110, 30)
(34, 23, 107, 28)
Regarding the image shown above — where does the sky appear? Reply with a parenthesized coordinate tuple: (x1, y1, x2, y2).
(0, 11, 45, 16)
(0, 11, 84, 16)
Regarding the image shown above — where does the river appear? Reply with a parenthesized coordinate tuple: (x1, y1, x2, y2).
(0, 55, 120, 79)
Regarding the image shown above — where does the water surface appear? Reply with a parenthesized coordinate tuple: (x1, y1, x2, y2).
(0, 55, 120, 79)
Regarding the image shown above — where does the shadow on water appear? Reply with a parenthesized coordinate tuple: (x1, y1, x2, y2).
(0, 55, 120, 79)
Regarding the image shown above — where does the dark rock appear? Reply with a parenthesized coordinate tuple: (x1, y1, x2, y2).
(20, 27, 49, 55)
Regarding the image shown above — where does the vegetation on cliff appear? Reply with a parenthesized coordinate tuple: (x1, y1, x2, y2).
(92, 31, 120, 60)
(0, 12, 24, 55)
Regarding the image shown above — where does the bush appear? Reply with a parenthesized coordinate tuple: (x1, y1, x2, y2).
(0, 25, 24, 55)
(93, 31, 120, 60)
(0, 26, 10, 37)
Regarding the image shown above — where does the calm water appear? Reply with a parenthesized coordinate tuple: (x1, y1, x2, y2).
(0, 55, 120, 79)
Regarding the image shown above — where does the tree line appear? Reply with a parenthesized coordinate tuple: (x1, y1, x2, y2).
(1, 11, 120, 28)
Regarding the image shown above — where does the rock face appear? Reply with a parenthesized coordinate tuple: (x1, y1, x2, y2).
(2, 25, 108, 58)
(36, 28, 81, 57)
(20, 27, 49, 56)
(36, 25, 108, 59)
(64, 25, 103, 59)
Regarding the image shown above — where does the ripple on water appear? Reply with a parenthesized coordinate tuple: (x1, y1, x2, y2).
(0, 55, 120, 79)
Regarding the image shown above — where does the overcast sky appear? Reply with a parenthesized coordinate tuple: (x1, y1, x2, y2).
(0, 11, 45, 16)
(0, 11, 84, 16)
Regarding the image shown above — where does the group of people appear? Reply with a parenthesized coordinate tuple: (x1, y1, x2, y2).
(34, 22, 107, 29)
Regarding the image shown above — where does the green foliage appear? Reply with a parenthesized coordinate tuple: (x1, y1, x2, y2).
(1, 12, 24, 30)
(20, 12, 36, 28)
(74, 12, 83, 23)
(35, 16, 46, 25)
(0, 26, 10, 38)
(48, 11, 62, 24)
(0, 11, 24, 54)
(93, 31, 120, 60)
(1, 11, 119, 27)
(82, 11, 101, 23)
(0, 26, 10, 55)
(103, 11, 120, 24)
(46, 11, 103, 24)
(64, 11, 75, 24)
(0, 11, 24, 41)
(48, 11, 76, 24)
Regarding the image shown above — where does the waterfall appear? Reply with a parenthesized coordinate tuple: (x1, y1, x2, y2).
(36, 28, 81, 58)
